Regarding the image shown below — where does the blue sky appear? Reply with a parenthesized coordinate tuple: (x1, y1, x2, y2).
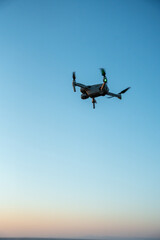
(0, 0, 160, 238)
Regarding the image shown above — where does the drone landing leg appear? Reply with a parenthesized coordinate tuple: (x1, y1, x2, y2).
(92, 98, 96, 109)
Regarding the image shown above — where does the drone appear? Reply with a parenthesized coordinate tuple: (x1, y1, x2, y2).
(72, 68, 130, 109)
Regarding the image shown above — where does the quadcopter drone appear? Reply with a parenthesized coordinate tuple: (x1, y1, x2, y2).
(72, 68, 130, 109)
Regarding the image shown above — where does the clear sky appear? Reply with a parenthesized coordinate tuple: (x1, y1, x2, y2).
(0, 0, 160, 238)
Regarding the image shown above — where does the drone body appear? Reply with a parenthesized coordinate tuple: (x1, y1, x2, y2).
(72, 68, 130, 109)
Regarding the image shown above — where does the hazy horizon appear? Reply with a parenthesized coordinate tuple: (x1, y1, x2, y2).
(0, 237, 160, 239)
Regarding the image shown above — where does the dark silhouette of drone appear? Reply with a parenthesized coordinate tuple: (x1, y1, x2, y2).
(72, 68, 130, 109)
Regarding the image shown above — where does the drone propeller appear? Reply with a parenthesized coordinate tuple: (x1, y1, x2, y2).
(100, 68, 106, 77)
(118, 87, 130, 94)
(72, 72, 76, 92)
(100, 68, 108, 90)
(72, 72, 76, 81)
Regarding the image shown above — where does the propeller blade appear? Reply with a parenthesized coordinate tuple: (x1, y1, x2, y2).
(72, 72, 76, 81)
(107, 96, 113, 99)
(72, 72, 76, 92)
(100, 68, 106, 77)
(119, 87, 130, 94)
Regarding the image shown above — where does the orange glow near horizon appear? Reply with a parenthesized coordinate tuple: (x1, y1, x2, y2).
(0, 208, 160, 238)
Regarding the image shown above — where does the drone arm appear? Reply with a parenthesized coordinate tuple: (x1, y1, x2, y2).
(107, 92, 121, 99)
(100, 81, 106, 91)
(74, 82, 87, 88)
(72, 81, 88, 92)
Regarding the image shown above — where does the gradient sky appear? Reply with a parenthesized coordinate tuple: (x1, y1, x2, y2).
(0, 0, 160, 238)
